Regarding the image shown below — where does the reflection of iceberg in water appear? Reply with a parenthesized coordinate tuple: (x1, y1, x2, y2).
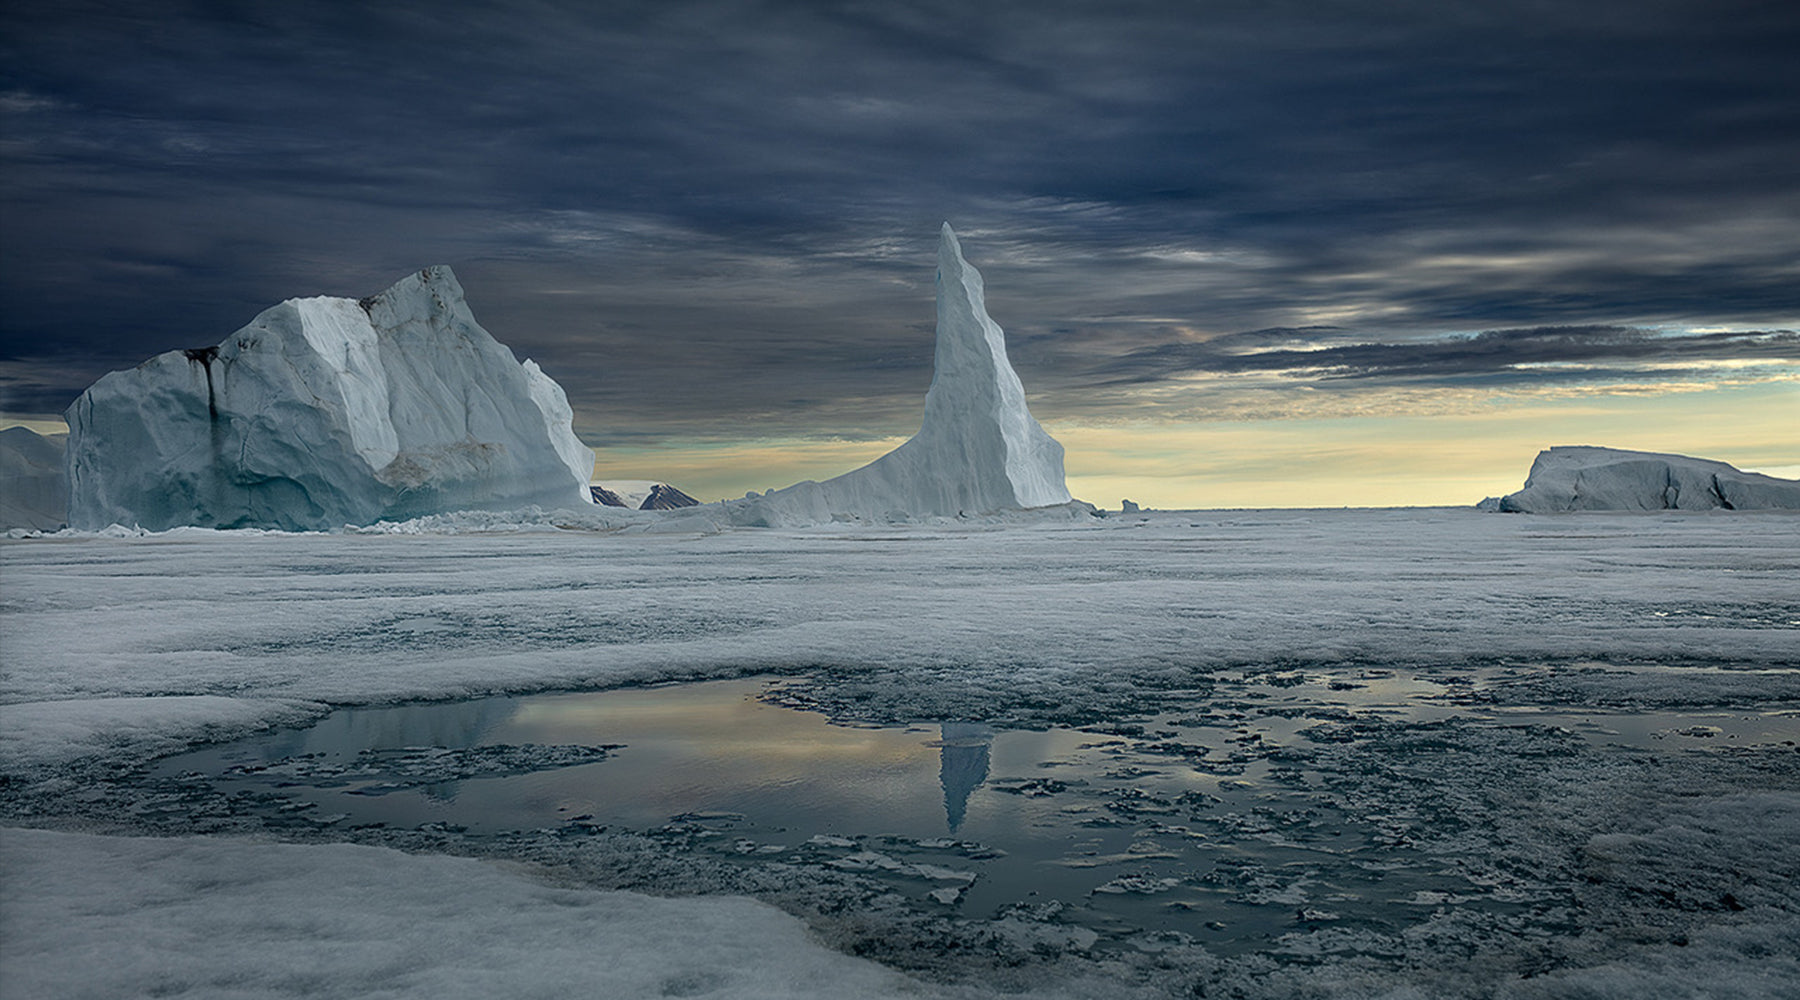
(937, 723, 994, 832)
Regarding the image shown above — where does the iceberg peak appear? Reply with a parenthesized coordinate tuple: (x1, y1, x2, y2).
(728, 224, 1073, 526)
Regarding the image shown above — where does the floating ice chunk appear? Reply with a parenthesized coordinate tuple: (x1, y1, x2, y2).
(1092, 874, 1183, 894)
(909, 864, 978, 883)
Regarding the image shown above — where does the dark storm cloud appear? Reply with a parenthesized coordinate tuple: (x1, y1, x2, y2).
(1097, 326, 1800, 386)
(2, 0, 1797, 437)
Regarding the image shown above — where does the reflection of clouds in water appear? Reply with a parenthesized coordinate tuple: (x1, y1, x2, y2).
(259, 697, 520, 760)
(254, 698, 523, 803)
(937, 723, 994, 833)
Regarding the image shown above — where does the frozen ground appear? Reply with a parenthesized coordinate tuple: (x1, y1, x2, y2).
(3, 507, 1799, 998)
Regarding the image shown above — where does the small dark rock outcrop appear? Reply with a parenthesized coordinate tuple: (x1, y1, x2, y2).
(640, 484, 700, 510)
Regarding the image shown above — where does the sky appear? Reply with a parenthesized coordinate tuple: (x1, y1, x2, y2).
(2, 0, 1796, 508)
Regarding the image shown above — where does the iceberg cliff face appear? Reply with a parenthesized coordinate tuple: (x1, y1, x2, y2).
(1492, 446, 1800, 513)
(730, 225, 1073, 526)
(65, 267, 594, 531)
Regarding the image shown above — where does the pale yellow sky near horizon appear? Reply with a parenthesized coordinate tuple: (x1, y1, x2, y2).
(7, 379, 1794, 510)
(590, 378, 1798, 508)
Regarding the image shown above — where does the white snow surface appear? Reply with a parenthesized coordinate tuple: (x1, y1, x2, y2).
(5, 508, 1796, 772)
(0, 827, 954, 1000)
(726, 225, 1072, 527)
(62, 266, 594, 532)
(1495, 445, 1800, 512)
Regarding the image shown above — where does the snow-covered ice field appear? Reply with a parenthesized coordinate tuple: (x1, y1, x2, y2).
(3, 507, 1799, 998)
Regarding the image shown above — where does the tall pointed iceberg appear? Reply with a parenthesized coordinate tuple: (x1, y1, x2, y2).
(65, 267, 594, 531)
(731, 224, 1073, 526)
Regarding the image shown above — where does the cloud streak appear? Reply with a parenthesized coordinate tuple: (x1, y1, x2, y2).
(1098, 326, 1800, 386)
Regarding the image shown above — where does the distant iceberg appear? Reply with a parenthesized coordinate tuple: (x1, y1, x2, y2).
(1484, 446, 1800, 513)
(64, 267, 594, 531)
(727, 224, 1079, 527)
(0, 426, 68, 531)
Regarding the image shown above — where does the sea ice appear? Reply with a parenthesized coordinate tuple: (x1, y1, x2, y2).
(62, 267, 594, 531)
(0, 827, 959, 1000)
(3, 508, 1798, 998)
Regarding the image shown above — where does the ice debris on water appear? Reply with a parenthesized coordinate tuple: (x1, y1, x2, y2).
(225, 743, 620, 788)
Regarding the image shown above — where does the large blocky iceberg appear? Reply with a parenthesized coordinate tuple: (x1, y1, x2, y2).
(64, 267, 593, 531)
(728, 224, 1074, 526)
(1487, 446, 1800, 513)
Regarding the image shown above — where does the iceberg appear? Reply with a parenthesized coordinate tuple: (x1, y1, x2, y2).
(1488, 446, 1800, 513)
(64, 267, 594, 531)
(728, 224, 1075, 526)
(0, 427, 68, 531)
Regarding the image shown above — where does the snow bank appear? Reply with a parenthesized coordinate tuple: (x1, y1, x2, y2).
(727, 225, 1074, 527)
(0, 696, 324, 773)
(0, 827, 951, 1000)
(63, 267, 594, 532)
(1490, 446, 1800, 513)
(0, 427, 66, 532)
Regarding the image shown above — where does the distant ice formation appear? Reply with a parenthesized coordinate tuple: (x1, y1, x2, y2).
(64, 267, 594, 531)
(590, 484, 631, 508)
(591, 481, 701, 510)
(0, 427, 68, 531)
(728, 224, 1076, 526)
(1485, 446, 1800, 512)
(640, 483, 701, 510)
